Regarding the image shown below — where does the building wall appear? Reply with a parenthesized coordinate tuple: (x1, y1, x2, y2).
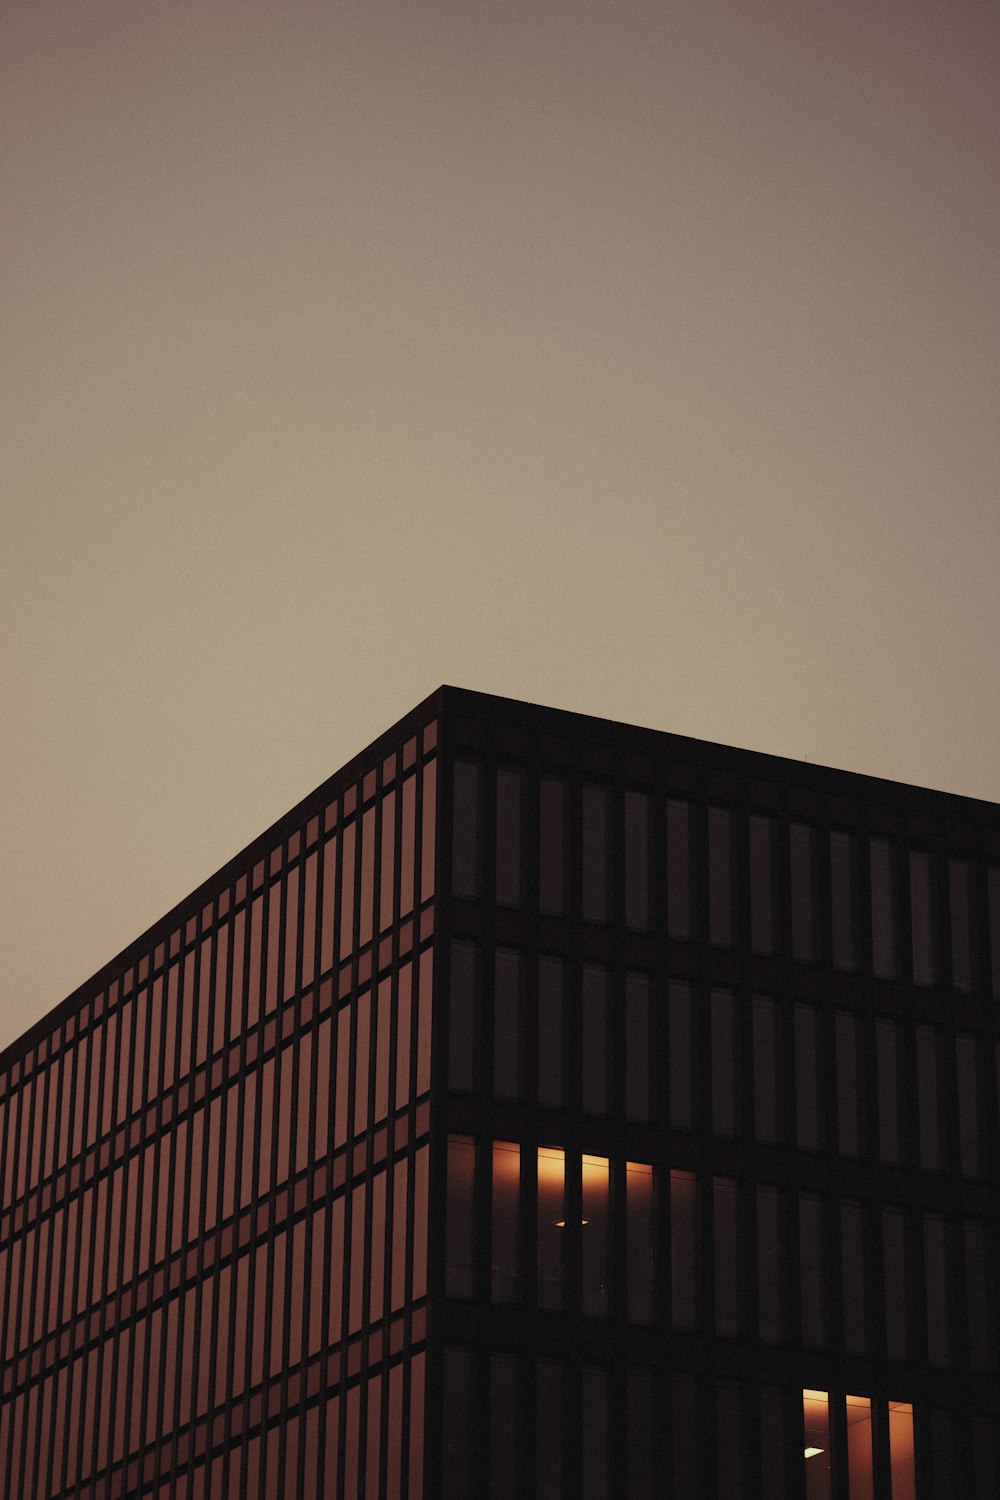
(438, 713, 1000, 1499)
(0, 718, 439, 1500)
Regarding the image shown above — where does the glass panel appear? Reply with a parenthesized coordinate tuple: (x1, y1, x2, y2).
(448, 942, 478, 1093)
(888, 1403, 916, 1500)
(489, 1353, 519, 1500)
(909, 850, 936, 985)
(538, 957, 564, 1109)
(750, 814, 776, 955)
(716, 1381, 744, 1500)
(989, 868, 1000, 997)
(845, 1396, 874, 1500)
(668, 981, 693, 1130)
(580, 1367, 609, 1500)
(671, 1170, 698, 1330)
(446, 1135, 475, 1299)
(923, 1213, 950, 1365)
(535, 1360, 562, 1500)
(790, 823, 817, 962)
(625, 971, 653, 1121)
(948, 858, 974, 991)
(581, 785, 609, 923)
(496, 767, 523, 908)
(760, 1387, 787, 1500)
(581, 965, 608, 1115)
(625, 792, 653, 931)
(802, 1390, 831, 1500)
(491, 1141, 520, 1305)
(412, 1144, 429, 1300)
(756, 1185, 783, 1344)
(666, 799, 693, 939)
(840, 1200, 866, 1354)
(537, 1148, 564, 1311)
(626, 1162, 654, 1324)
(830, 831, 857, 970)
(711, 988, 736, 1137)
(452, 761, 481, 899)
(360, 804, 376, 947)
(799, 1194, 826, 1347)
(539, 777, 567, 916)
(581, 1155, 609, 1317)
(955, 1034, 980, 1176)
(965, 1220, 990, 1371)
(916, 1028, 941, 1171)
(672, 1375, 700, 1493)
(493, 948, 520, 1102)
(401, 772, 416, 918)
(713, 1177, 740, 1336)
(753, 995, 779, 1145)
(876, 1019, 901, 1165)
(708, 808, 734, 946)
(442, 1348, 472, 1499)
(379, 789, 396, 934)
(835, 1011, 862, 1157)
(870, 838, 897, 978)
(795, 1004, 822, 1151)
(882, 1207, 909, 1359)
(626, 1368, 654, 1500)
(421, 757, 436, 903)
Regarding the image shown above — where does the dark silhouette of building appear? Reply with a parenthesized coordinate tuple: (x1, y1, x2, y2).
(1, 686, 998, 1498)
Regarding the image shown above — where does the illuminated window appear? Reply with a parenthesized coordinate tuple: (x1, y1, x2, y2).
(845, 1395, 873, 1500)
(802, 1390, 831, 1500)
(491, 1141, 520, 1304)
(537, 1147, 564, 1311)
(888, 1402, 915, 1500)
(581, 1154, 609, 1317)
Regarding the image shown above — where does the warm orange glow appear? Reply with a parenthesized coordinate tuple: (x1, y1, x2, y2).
(802, 1390, 831, 1499)
(888, 1402, 915, 1500)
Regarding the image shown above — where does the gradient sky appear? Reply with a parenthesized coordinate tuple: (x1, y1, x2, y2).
(3, 0, 998, 1053)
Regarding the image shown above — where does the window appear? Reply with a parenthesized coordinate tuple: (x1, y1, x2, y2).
(671, 1170, 699, 1330)
(916, 1028, 941, 1171)
(794, 1004, 822, 1151)
(491, 1141, 520, 1305)
(539, 778, 568, 915)
(581, 785, 609, 923)
(802, 1390, 831, 1500)
(668, 981, 694, 1130)
(716, 1381, 745, 1499)
(449, 942, 478, 1093)
(830, 832, 858, 970)
(923, 1214, 951, 1365)
(870, 839, 897, 978)
(790, 823, 817, 962)
(835, 1011, 863, 1157)
(666, 799, 693, 938)
(955, 1035, 981, 1176)
(489, 1354, 520, 1500)
(625, 972, 653, 1122)
(875, 1019, 902, 1165)
(750, 814, 776, 954)
(948, 858, 975, 990)
(493, 948, 520, 1102)
(581, 1368, 609, 1500)
(495, 767, 523, 907)
(882, 1207, 909, 1360)
(581, 965, 608, 1115)
(537, 958, 564, 1109)
(535, 1360, 562, 1500)
(840, 1200, 867, 1354)
(443, 1348, 473, 1498)
(756, 1185, 783, 1344)
(799, 1194, 826, 1348)
(624, 792, 653, 931)
(752, 995, 779, 1145)
(537, 1148, 564, 1311)
(845, 1396, 874, 1500)
(909, 851, 937, 985)
(714, 1177, 741, 1336)
(711, 988, 736, 1137)
(581, 1155, 609, 1317)
(626, 1163, 654, 1324)
(452, 762, 482, 898)
(708, 808, 735, 946)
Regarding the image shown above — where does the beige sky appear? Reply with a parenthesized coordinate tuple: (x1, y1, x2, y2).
(2, 0, 998, 1054)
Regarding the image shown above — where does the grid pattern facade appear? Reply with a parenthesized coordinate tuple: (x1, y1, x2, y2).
(0, 712, 439, 1500)
(4, 687, 1000, 1499)
(433, 691, 1000, 1499)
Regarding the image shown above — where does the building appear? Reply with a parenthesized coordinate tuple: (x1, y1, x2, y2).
(1, 685, 999, 1499)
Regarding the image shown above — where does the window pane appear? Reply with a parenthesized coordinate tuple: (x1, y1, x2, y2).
(535, 1360, 562, 1500)
(672, 1375, 700, 1493)
(496, 767, 523, 908)
(799, 1194, 826, 1348)
(537, 1148, 564, 1311)
(581, 1155, 609, 1317)
(538, 958, 564, 1109)
(756, 1185, 783, 1344)
(708, 808, 734, 946)
(830, 832, 858, 970)
(446, 1135, 475, 1299)
(882, 1207, 909, 1360)
(711, 988, 736, 1137)
(625, 972, 653, 1122)
(493, 948, 520, 1103)
(669, 981, 694, 1130)
(666, 799, 693, 939)
(715, 1381, 745, 1500)
(845, 1396, 874, 1500)
(965, 1221, 991, 1371)
(442, 1348, 472, 1500)
(923, 1213, 950, 1365)
(948, 858, 974, 991)
(955, 1034, 980, 1176)
(539, 778, 567, 916)
(452, 761, 481, 898)
(671, 1170, 698, 1330)
(841, 1200, 867, 1355)
(790, 823, 817, 962)
(989, 868, 1000, 998)
(581, 1367, 609, 1500)
(626, 1162, 654, 1325)
(875, 1019, 901, 1165)
(581, 785, 609, 923)
(749, 814, 776, 955)
(759, 1387, 787, 1500)
(889, 1403, 916, 1500)
(489, 1354, 520, 1500)
(794, 1004, 822, 1151)
(753, 995, 779, 1145)
(714, 1177, 741, 1337)
(870, 838, 897, 978)
(835, 1011, 862, 1157)
(491, 1141, 520, 1305)
(449, 942, 478, 1093)
(581, 965, 608, 1115)
(909, 850, 936, 985)
(802, 1390, 831, 1500)
(916, 1028, 941, 1171)
(626, 1368, 654, 1500)
(625, 792, 653, 931)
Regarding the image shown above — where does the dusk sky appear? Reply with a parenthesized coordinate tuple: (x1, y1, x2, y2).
(3, 0, 998, 1052)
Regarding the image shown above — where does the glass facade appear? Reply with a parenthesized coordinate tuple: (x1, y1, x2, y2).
(3, 687, 1000, 1496)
